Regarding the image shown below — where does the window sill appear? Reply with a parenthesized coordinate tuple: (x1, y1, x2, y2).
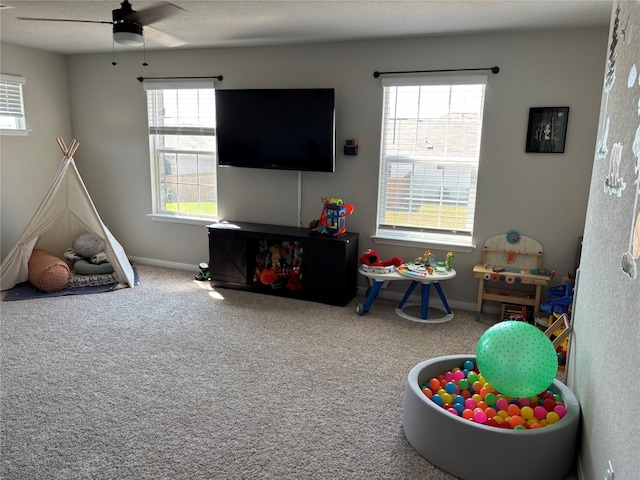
(371, 234, 476, 254)
(147, 213, 217, 226)
(0, 128, 31, 136)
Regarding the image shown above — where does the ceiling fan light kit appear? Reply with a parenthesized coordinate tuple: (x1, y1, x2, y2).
(113, 22, 144, 46)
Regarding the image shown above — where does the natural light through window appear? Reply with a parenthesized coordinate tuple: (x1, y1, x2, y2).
(376, 75, 487, 249)
(0, 74, 28, 135)
(144, 81, 217, 220)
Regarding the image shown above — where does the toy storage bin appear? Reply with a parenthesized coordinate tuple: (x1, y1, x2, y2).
(403, 355, 580, 480)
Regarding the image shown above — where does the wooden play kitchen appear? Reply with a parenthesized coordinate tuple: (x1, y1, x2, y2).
(473, 232, 551, 320)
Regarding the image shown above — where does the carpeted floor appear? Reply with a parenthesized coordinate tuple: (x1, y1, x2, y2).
(0, 264, 577, 479)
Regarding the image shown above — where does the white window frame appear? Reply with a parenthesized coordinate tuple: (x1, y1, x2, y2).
(0, 74, 30, 136)
(143, 79, 218, 224)
(374, 74, 488, 251)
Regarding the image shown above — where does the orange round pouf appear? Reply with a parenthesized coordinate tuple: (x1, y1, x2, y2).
(28, 249, 70, 293)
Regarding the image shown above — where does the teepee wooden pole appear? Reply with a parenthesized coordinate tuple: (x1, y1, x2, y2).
(56, 137, 68, 156)
(68, 140, 80, 158)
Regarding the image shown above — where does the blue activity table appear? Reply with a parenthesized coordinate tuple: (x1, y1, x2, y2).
(357, 268, 456, 323)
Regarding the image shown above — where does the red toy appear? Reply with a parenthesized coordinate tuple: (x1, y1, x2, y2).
(358, 249, 402, 268)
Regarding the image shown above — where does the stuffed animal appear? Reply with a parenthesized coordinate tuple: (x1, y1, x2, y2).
(286, 267, 303, 291)
(359, 249, 402, 268)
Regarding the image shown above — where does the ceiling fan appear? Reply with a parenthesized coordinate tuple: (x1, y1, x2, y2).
(17, 0, 187, 48)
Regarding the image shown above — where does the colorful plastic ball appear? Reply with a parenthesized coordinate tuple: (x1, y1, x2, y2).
(479, 386, 493, 398)
(485, 418, 499, 427)
(506, 403, 521, 417)
(508, 415, 525, 428)
(421, 387, 433, 399)
(546, 411, 561, 424)
(554, 404, 568, 418)
(473, 410, 488, 424)
(520, 406, 534, 420)
(453, 403, 465, 415)
(467, 372, 479, 384)
(484, 392, 497, 406)
(453, 370, 466, 381)
(447, 407, 459, 416)
(458, 379, 469, 390)
(431, 394, 444, 407)
(453, 394, 465, 405)
(462, 409, 474, 420)
(476, 321, 558, 397)
(495, 397, 509, 411)
(463, 360, 475, 371)
(543, 398, 557, 411)
(518, 397, 531, 407)
(445, 382, 458, 394)
(464, 398, 477, 410)
(428, 378, 440, 391)
(533, 406, 548, 420)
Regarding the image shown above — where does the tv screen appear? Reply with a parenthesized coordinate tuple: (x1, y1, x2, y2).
(215, 88, 335, 172)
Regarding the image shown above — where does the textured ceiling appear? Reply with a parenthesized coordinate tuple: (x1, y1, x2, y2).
(0, 1, 613, 55)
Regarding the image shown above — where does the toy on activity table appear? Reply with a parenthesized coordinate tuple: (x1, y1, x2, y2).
(397, 250, 448, 276)
(358, 249, 403, 274)
(445, 251, 454, 271)
(310, 197, 354, 236)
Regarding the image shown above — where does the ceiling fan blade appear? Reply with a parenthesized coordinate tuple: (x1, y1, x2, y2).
(144, 25, 188, 47)
(126, 2, 186, 26)
(16, 17, 112, 25)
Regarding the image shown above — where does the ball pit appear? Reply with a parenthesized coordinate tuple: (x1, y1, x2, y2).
(403, 355, 580, 480)
(420, 357, 568, 431)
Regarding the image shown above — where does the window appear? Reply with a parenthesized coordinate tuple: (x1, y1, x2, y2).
(144, 80, 217, 220)
(376, 75, 487, 248)
(0, 74, 28, 135)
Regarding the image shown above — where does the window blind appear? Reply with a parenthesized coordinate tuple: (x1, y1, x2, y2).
(0, 74, 26, 118)
(146, 89, 216, 135)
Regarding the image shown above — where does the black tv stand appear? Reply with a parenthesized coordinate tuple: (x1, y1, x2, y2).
(207, 221, 359, 306)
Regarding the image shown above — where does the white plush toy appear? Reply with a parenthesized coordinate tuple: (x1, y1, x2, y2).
(72, 232, 105, 258)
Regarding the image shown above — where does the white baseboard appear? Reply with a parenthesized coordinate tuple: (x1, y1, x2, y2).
(128, 256, 199, 272)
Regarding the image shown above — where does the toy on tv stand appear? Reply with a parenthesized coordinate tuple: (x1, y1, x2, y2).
(310, 197, 354, 236)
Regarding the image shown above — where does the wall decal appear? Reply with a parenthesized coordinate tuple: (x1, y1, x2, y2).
(594, 2, 640, 279)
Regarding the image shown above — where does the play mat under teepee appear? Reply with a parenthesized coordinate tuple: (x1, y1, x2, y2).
(1, 138, 136, 300)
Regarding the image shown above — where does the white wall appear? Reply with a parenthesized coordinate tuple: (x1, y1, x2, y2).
(0, 43, 72, 259)
(61, 28, 607, 307)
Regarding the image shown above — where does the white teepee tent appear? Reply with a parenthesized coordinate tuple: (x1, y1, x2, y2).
(1, 138, 135, 291)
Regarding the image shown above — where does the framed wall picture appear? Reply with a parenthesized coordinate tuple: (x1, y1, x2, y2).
(525, 107, 570, 153)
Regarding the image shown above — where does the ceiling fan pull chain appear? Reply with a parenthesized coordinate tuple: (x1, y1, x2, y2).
(142, 38, 148, 67)
(111, 40, 118, 66)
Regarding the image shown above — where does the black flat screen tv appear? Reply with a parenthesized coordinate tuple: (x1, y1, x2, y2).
(215, 88, 335, 172)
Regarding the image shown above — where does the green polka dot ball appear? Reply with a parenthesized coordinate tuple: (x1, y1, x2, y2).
(476, 321, 558, 398)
